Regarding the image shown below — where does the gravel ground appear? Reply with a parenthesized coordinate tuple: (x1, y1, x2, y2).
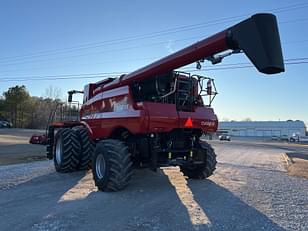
(0, 141, 307, 231)
(0, 161, 53, 190)
(211, 163, 308, 230)
(211, 142, 308, 231)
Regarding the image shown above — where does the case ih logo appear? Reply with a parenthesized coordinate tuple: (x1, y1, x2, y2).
(201, 121, 216, 127)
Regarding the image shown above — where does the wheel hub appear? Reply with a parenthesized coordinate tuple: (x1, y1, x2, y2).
(55, 138, 62, 165)
(96, 154, 106, 179)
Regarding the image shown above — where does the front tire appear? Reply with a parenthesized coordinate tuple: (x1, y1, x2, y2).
(180, 141, 217, 179)
(53, 128, 81, 173)
(92, 139, 133, 191)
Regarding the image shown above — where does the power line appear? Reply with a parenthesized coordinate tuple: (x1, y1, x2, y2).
(1, 54, 307, 78)
(0, 18, 241, 65)
(0, 17, 243, 63)
(0, 74, 119, 82)
(181, 61, 308, 73)
(271, 2, 308, 13)
(0, 71, 125, 81)
(279, 17, 308, 25)
(0, 16, 308, 68)
(0, 56, 160, 74)
(0, 59, 307, 82)
(179, 57, 308, 70)
(0, 37, 190, 67)
(0, 2, 307, 64)
(0, 37, 307, 74)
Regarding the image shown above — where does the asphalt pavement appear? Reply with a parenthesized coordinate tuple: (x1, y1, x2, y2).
(0, 140, 307, 231)
(0, 129, 46, 165)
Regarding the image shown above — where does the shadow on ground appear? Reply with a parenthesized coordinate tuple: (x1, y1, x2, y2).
(0, 167, 286, 231)
(0, 170, 87, 230)
(187, 179, 285, 230)
(64, 168, 286, 231)
(286, 152, 308, 160)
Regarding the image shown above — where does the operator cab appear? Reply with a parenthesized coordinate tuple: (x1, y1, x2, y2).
(131, 71, 217, 111)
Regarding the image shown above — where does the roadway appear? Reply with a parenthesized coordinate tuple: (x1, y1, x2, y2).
(0, 140, 307, 231)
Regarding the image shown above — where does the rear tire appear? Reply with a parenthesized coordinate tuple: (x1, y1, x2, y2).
(53, 128, 81, 173)
(73, 127, 95, 170)
(180, 141, 217, 179)
(92, 139, 133, 191)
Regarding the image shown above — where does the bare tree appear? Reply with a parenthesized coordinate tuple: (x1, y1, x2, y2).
(44, 86, 62, 100)
(242, 118, 252, 122)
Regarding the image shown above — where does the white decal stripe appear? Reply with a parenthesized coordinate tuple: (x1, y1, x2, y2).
(84, 86, 129, 105)
(102, 85, 129, 99)
(81, 110, 140, 120)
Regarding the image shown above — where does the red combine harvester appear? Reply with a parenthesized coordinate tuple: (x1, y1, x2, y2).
(46, 14, 284, 191)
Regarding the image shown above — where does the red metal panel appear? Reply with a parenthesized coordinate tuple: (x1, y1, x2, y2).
(89, 112, 148, 139)
(81, 85, 218, 138)
(141, 103, 218, 134)
(142, 102, 179, 133)
(178, 107, 218, 133)
(81, 86, 149, 139)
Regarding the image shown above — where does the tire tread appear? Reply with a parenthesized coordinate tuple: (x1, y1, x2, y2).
(92, 139, 133, 192)
(54, 128, 81, 173)
(180, 141, 217, 179)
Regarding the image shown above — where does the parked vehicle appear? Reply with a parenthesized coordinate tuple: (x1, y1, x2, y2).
(289, 134, 308, 142)
(219, 134, 231, 141)
(0, 120, 12, 128)
(280, 134, 289, 141)
(271, 135, 279, 141)
(29, 134, 47, 145)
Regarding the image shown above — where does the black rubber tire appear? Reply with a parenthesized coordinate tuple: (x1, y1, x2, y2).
(73, 127, 95, 170)
(92, 139, 133, 192)
(180, 141, 217, 179)
(53, 128, 81, 173)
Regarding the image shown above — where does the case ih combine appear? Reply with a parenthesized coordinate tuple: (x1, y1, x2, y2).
(46, 13, 284, 191)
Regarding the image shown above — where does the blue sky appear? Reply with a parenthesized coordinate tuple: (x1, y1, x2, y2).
(0, 0, 307, 124)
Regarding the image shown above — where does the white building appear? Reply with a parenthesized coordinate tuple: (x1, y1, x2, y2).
(218, 120, 306, 137)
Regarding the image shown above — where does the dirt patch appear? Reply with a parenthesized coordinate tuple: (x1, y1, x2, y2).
(285, 152, 308, 179)
(0, 129, 46, 166)
(0, 154, 47, 166)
